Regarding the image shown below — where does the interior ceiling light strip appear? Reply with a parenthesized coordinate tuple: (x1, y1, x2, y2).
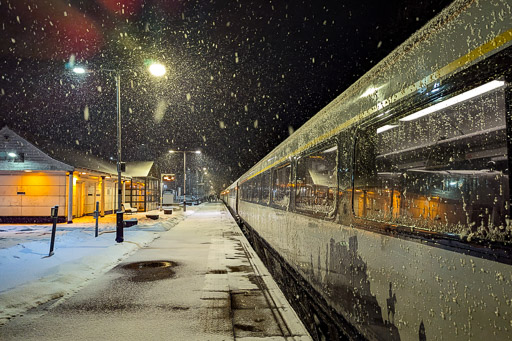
(377, 124, 398, 134)
(400, 80, 505, 122)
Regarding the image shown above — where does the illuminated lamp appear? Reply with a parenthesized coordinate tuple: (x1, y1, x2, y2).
(148, 62, 166, 77)
(73, 67, 86, 74)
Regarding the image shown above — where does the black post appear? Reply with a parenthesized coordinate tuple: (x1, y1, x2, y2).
(49, 205, 59, 257)
(116, 211, 124, 242)
(94, 201, 99, 237)
(115, 71, 124, 243)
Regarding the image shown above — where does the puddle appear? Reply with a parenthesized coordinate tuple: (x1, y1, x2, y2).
(227, 265, 252, 273)
(208, 269, 228, 274)
(117, 260, 178, 282)
(234, 324, 262, 332)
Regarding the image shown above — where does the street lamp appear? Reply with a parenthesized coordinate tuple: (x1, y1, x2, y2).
(72, 67, 86, 74)
(73, 61, 166, 243)
(148, 63, 166, 77)
(169, 150, 201, 212)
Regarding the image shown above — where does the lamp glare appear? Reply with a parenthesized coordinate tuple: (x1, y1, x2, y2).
(149, 63, 166, 77)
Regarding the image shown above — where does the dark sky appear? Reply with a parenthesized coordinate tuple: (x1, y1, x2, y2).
(0, 0, 453, 189)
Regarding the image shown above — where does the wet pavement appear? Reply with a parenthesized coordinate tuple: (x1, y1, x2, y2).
(0, 203, 311, 340)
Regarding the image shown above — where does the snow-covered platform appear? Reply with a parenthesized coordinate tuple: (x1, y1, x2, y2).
(0, 203, 311, 340)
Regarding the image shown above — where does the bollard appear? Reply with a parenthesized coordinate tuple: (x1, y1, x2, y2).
(48, 205, 59, 257)
(116, 210, 124, 243)
(94, 201, 99, 237)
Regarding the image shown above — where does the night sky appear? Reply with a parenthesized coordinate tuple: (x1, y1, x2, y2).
(0, 0, 453, 190)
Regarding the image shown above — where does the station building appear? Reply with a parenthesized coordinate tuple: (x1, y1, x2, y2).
(0, 126, 160, 223)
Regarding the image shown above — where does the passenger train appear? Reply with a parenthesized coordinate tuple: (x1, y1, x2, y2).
(222, 1, 512, 340)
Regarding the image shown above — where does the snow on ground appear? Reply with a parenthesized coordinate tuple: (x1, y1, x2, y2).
(0, 207, 187, 325)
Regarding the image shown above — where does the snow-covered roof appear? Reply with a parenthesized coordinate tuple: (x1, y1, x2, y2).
(0, 126, 121, 177)
(125, 161, 156, 178)
(0, 126, 74, 172)
(47, 147, 118, 176)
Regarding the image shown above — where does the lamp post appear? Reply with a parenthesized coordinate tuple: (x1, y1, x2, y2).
(72, 61, 166, 243)
(169, 150, 201, 212)
(114, 71, 123, 243)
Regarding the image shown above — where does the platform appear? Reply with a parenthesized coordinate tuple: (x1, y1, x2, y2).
(0, 203, 311, 340)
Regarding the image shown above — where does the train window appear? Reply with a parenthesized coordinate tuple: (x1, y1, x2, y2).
(353, 129, 396, 222)
(240, 181, 248, 201)
(248, 177, 255, 202)
(259, 170, 270, 204)
(251, 175, 261, 202)
(295, 145, 337, 215)
(355, 79, 510, 241)
(271, 162, 291, 208)
(241, 177, 259, 203)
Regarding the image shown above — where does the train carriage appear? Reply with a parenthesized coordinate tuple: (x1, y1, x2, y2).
(223, 0, 512, 339)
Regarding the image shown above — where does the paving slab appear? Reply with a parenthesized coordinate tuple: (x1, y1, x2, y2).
(0, 203, 311, 340)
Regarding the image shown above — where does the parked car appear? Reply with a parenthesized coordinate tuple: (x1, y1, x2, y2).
(177, 195, 200, 205)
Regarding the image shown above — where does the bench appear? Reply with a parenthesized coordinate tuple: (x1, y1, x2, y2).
(122, 203, 138, 214)
(146, 214, 159, 220)
(163, 208, 173, 215)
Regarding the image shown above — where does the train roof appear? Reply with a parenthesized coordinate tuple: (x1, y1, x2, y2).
(227, 0, 512, 189)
